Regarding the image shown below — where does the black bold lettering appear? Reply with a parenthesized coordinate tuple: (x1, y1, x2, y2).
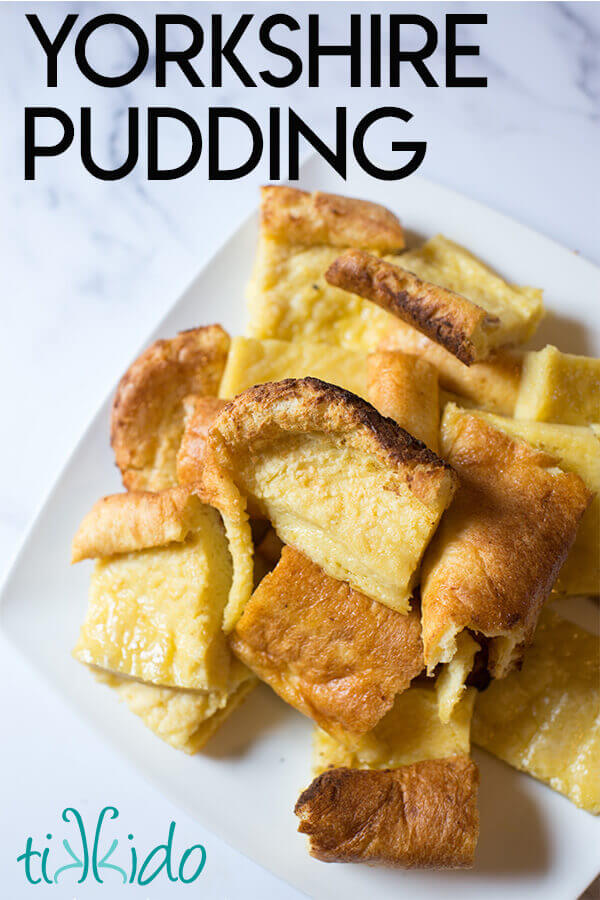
(81, 106, 139, 179)
(156, 16, 204, 87)
(446, 14, 487, 87)
(148, 108, 202, 179)
(308, 14, 361, 87)
(211, 15, 255, 87)
(390, 15, 438, 87)
(24, 107, 74, 179)
(288, 108, 346, 180)
(26, 14, 78, 86)
(208, 108, 262, 179)
(75, 15, 148, 87)
(353, 108, 426, 180)
(259, 15, 302, 87)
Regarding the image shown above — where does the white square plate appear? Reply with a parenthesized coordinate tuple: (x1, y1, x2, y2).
(2, 156, 599, 899)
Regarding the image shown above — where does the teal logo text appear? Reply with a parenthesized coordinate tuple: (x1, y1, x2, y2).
(17, 807, 206, 885)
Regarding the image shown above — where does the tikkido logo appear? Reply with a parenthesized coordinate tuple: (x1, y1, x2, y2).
(17, 807, 207, 886)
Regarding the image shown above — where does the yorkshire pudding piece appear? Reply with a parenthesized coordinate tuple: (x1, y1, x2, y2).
(380, 319, 522, 415)
(515, 344, 600, 425)
(327, 238, 543, 366)
(260, 185, 405, 251)
(472, 609, 600, 814)
(421, 404, 592, 678)
(474, 412, 600, 596)
(311, 681, 475, 774)
(326, 249, 500, 365)
(72, 485, 253, 692)
(111, 325, 230, 491)
(295, 756, 479, 868)
(209, 378, 458, 621)
(367, 349, 439, 450)
(95, 663, 255, 754)
(231, 547, 423, 740)
(218, 335, 368, 401)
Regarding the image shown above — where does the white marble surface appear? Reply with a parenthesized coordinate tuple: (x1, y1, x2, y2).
(0, 2, 599, 897)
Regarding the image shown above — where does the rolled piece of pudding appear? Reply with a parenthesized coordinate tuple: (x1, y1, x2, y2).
(295, 756, 479, 868)
(326, 241, 543, 365)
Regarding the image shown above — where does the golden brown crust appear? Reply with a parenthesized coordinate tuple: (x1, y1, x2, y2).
(209, 377, 457, 508)
(367, 350, 439, 451)
(231, 547, 423, 738)
(176, 395, 227, 486)
(421, 405, 593, 676)
(71, 485, 208, 562)
(326, 250, 498, 365)
(380, 320, 522, 415)
(260, 186, 405, 251)
(295, 756, 479, 868)
(111, 326, 230, 491)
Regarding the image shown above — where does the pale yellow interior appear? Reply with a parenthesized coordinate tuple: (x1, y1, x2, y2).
(472, 609, 600, 814)
(233, 435, 446, 614)
(219, 335, 368, 401)
(515, 345, 600, 425)
(74, 505, 234, 691)
(312, 683, 475, 775)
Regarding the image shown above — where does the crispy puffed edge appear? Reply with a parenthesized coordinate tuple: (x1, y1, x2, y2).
(71, 485, 210, 562)
(260, 185, 405, 251)
(326, 250, 499, 365)
(110, 325, 230, 490)
(421, 404, 593, 677)
(295, 756, 479, 868)
(177, 394, 228, 486)
(208, 377, 458, 510)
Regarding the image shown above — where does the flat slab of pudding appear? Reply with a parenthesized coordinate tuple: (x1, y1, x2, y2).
(72, 486, 253, 692)
(247, 187, 406, 352)
(421, 404, 592, 678)
(230, 547, 424, 741)
(209, 377, 458, 621)
(95, 663, 255, 754)
(515, 344, 600, 425)
(219, 336, 368, 400)
(110, 325, 230, 491)
(472, 609, 600, 814)
(311, 681, 475, 772)
(474, 412, 600, 595)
